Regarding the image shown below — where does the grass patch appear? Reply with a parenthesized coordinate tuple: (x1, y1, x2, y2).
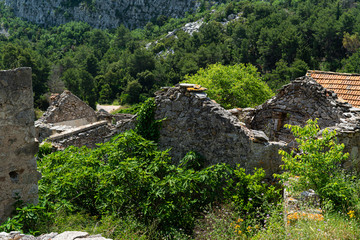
(254, 212, 360, 240)
(34, 108, 44, 120)
(112, 103, 142, 114)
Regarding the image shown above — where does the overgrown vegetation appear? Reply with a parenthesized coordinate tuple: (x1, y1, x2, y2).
(134, 98, 162, 142)
(4, 113, 360, 239)
(183, 63, 274, 108)
(277, 119, 360, 213)
(0, 129, 282, 238)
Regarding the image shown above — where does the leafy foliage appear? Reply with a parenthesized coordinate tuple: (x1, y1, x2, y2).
(277, 119, 358, 211)
(37, 131, 231, 233)
(183, 63, 273, 108)
(225, 167, 281, 226)
(134, 98, 162, 142)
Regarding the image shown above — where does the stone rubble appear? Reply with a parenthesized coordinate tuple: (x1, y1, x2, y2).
(0, 231, 111, 240)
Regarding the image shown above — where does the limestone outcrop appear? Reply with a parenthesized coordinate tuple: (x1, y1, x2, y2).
(0, 68, 40, 223)
(4, 0, 198, 29)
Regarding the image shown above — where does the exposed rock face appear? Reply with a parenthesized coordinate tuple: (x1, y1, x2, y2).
(4, 0, 197, 29)
(0, 68, 40, 223)
(154, 84, 287, 174)
(250, 76, 356, 142)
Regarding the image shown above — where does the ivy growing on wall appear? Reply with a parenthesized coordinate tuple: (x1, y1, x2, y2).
(135, 97, 163, 142)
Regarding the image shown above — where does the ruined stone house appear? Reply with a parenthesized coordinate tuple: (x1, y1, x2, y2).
(154, 75, 360, 172)
(38, 72, 360, 174)
(4, 67, 360, 223)
(0, 68, 41, 223)
(35, 90, 135, 149)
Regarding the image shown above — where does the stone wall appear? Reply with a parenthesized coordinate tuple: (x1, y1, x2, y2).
(248, 76, 360, 170)
(155, 85, 287, 174)
(250, 76, 356, 142)
(0, 68, 40, 223)
(49, 121, 112, 149)
(39, 90, 97, 125)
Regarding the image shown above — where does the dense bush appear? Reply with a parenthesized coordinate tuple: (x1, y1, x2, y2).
(1, 127, 282, 237)
(38, 131, 231, 233)
(277, 119, 359, 212)
(183, 63, 274, 109)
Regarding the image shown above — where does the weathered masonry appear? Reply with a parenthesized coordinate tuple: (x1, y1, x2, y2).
(155, 85, 287, 174)
(154, 78, 360, 173)
(0, 68, 40, 223)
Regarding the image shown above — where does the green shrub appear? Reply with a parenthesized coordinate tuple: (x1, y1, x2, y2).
(179, 151, 205, 171)
(224, 167, 282, 231)
(112, 103, 142, 115)
(0, 202, 50, 235)
(38, 131, 231, 234)
(134, 98, 162, 142)
(183, 63, 274, 109)
(36, 142, 53, 159)
(277, 119, 358, 211)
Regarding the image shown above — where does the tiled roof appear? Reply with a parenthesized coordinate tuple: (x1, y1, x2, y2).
(307, 70, 360, 108)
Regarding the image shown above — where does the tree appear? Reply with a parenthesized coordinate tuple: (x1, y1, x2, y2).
(277, 119, 355, 210)
(61, 68, 96, 109)
(183, 63, 274, 109)
(98, 83, 112, 104)
(341, 48, 360, 73)
(122, 80, 142, 104)
(1, 43, 49, 108)
(342, 32, 360, 54)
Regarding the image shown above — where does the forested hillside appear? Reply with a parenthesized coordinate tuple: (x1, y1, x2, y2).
(1, 0, 360, 110)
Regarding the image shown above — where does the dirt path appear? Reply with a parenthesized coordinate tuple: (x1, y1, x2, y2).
(96, 104, 121, 113)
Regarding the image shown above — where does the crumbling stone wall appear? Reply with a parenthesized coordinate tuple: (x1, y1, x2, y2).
(0, 68, 40, 223)
(39, 90, 97, 125)
(35, 91, 135, 149)
(49, 121, 112, 149)
(250, 76, 355, 142)
(247, 76, 360, 170)
(155, 85, 287, 174)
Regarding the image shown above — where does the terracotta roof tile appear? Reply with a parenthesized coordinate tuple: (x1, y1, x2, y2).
(307, 70, 360, 108)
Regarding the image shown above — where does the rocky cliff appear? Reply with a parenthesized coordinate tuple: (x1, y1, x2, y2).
(4, 0, 198, 29)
